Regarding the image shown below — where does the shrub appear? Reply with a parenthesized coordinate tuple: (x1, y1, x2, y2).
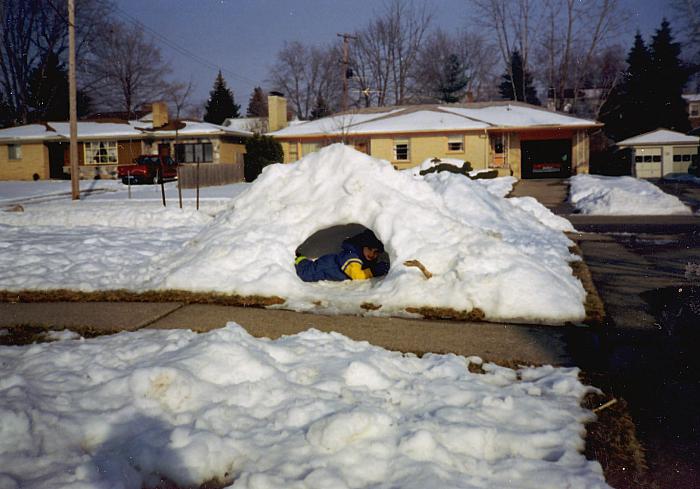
(244, 134, 283, 182)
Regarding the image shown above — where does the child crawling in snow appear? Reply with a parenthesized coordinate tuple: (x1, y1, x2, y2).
(295, 229, 389, 282)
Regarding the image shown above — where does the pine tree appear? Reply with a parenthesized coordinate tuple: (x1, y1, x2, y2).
(499, 50, 540, 105)
(27, 52, 69, 121)
(600, 33, 655, 141)
(204, 71, 240, 124)
(26, 51, 92, 122)
(310, 94, 331, 120)
(246, 86, 268, 117)
(438, 54, 469, 103)
(649, 19, 691, 133)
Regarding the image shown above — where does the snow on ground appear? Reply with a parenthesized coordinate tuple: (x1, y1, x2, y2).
(569, 174, 692, 215)
(0, 145, 584, 323)
(0, 324, 610, 489)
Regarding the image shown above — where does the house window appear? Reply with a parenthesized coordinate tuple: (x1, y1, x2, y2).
(691, 103, 700, 117)
(288, 143, 298, 162)
(672, 146, 697, 163)
(635, 155, 643, 163)
(447, 135, 464, 152)
(175, 142, 213, 163)
(652, 155, 661, 162)
(8, 144, 21, 160)
(394, 138, 410, 161)
(84, 141, 117, 164)
(301, 142, 321, 157)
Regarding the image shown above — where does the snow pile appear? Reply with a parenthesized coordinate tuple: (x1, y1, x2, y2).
(153, 144, 584, 323)
(0, 324, 609, 489)
(508, 197, 576, 232)
(570, 174, 692, 215)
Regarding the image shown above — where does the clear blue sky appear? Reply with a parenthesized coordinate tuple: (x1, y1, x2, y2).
(114, 0, 676, 112)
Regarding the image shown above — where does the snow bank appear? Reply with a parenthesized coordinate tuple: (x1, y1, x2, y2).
(0, 324, 609, 489)
(153, 144, 585, 323)
(570, 174, 692, 215)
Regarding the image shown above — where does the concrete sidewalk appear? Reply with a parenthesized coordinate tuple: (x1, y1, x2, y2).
(0, 301, 576, 366)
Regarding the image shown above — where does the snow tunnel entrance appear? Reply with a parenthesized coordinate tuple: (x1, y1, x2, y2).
(295, 223, 390, 280)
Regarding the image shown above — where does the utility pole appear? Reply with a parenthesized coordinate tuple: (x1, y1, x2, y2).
(337, 33, 357, 112)
(68, 0, 79, 200)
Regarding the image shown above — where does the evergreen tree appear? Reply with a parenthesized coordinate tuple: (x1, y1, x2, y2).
(26, 51, 92, 122)
(204, 70, 240, 124)
(0, 91, 13, 128)
(499, 50, 540, 105)
(27, 52, 68, 121)
(310, 94, 331, 120)
(600, 33, 655, 141)
(243, 134, 283, 182)
(246, 86, 268, 117)
(438, 54, 469, 103)
(648, 19, 691, 133)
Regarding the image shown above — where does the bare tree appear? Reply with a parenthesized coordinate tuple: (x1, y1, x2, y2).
(269, 41, 340, 119)
(349, 0, 433, 106)
(413, 29, 496, 102)
(538, 0, 626, 112)
(82, 22, 172, 116)
(0, 0, 110, 123)
(671, 0, 700, 89)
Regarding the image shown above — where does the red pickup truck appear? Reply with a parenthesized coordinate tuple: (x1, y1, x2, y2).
(117, 155, 178, 184)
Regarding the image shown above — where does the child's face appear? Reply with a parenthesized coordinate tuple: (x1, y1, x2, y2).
(363, 246, 380, 261)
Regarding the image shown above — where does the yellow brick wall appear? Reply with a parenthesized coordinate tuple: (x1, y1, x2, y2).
(572, 130, 590, 174)
(219, 142, 246, 164)
(507, 133, 521, 179)
(369, 133, 491, 171)
(0, 142, 49, 180)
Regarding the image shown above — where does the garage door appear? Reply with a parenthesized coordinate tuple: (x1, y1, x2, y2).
(521, 139, 572, 179)
(634, 147, 662, 178)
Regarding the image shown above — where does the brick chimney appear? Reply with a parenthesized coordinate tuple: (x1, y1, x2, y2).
(268, 92, 288, 132)
(152, 101, 169, 128)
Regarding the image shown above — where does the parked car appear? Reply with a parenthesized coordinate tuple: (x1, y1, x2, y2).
(117, 155, 178, 184)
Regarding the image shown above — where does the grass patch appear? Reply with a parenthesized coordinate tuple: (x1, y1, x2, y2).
(568, 243, 606, 326)
(0, 289, 285, 307)
(0, 324, 106, 346)
(405, 306, 485, 321)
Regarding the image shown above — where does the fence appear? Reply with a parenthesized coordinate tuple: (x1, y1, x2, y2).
(177, 162, 244, 189)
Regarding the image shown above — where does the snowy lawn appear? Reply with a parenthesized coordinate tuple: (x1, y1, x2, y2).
(0, 324, 610, 489)
(569, 174, 692, 215)
(0, 145, 584, 324)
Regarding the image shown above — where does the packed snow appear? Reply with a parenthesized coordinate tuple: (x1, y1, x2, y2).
(569, 174, 692, 215)
(0, 144, 585, 323)
(0, 324, 610, 489)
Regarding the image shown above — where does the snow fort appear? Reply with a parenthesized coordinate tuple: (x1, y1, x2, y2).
(155, 143, 586, 324)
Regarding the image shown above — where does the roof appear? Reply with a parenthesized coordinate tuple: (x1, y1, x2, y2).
(682, 94, 700, 103)
(617, 129, 700, 146)
(0, 119, 251, 143)
(268, 101, 599, 138)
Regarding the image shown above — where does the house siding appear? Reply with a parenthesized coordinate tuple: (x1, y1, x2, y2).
(219, 141, 246, 164)
(0, 142, 49, 180)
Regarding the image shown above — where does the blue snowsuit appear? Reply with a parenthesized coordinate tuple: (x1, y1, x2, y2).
(295, 240, 388, 282)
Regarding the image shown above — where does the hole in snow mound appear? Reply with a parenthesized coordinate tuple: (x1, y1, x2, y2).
(295, 223, 390, 281)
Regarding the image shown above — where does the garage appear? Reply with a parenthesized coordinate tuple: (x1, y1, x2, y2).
(521, 139, 572, 179)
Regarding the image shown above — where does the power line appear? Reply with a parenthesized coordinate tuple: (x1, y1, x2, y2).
(111, 5, 260, 88)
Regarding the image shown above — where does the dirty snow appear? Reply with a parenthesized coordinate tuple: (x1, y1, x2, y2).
(0, 144, 584, 323)
(0, 324, 609, 489)
(569, 174, 692, 215)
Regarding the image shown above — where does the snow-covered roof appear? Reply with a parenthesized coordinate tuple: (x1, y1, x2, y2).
(0, 124, 56, 141)
(0, 119, 251, 143)
(268, 102, 599, 138)
(617, 128, 700, 146)
(682, 94, 700, 103)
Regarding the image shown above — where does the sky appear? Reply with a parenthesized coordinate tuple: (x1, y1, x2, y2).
(115, 0, 676, 115)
